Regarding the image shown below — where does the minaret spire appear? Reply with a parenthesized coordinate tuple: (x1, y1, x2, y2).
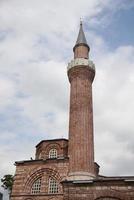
(73, 21, 90, 53)
(73, 21, 90, 59)
(75, 21, 88, 45)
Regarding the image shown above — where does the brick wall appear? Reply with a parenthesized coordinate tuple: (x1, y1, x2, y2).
(11, 141, 69, 200)
(36, 139, 68, 160)
(68, 66, 95, 178)
(62, 179, 134, 200)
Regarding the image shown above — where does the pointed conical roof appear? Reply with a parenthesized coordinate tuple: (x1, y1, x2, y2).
(73, 21, 89, 51)
(76, 21, 87, 45)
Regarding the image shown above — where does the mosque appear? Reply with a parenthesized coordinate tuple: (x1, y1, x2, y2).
(11, 22, 134, 200)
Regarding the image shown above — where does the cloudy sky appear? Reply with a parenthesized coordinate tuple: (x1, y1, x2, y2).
(0, 0, 134, 199)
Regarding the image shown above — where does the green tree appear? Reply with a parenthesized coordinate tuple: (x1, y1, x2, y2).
(1, 174, 13, 193)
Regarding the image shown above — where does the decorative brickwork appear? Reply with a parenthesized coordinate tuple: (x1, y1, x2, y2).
(36, 139, 68, 160)
(11, 139, 69, 200)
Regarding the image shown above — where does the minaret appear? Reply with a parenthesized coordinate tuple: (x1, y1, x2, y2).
(67, 21, 95, 180)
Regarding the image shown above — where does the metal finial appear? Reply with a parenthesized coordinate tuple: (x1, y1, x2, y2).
(80, 17, 82, 26)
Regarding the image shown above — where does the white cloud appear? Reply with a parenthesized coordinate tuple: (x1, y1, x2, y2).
(0, 78, 16, 110)
(94, 45, 134, 175)
(17, 60, 69, 137)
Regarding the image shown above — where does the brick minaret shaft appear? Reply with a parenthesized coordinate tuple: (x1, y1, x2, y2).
(67, 22, 95, 180)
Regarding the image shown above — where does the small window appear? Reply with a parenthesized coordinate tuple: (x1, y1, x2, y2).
(38, 152, 42, 159)
(49, 149, 57, 158)
(31, 178, 41, 194)
(49, 177, 58, 193)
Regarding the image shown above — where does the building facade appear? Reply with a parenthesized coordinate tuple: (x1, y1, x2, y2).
(11, 23, 134, 200)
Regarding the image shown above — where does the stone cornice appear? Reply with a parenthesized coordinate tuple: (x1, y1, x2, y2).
(15, 157, 69, 165)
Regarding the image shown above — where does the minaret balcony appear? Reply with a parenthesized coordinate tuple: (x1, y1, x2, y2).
(67, 58, 95, 71)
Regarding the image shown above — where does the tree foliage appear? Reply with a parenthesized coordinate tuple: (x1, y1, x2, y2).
(1, 174, 14, 192)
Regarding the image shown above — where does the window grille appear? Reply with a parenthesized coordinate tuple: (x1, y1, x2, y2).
(31, 178, 41, 194)
(49, 149, 57, 158)
(49, 177, 58, 193)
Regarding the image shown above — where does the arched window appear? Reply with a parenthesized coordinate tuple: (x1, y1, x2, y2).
(31, 178, 41, 194)
(49, 149, 57, 158)
(38, 152, 42, 159)
(49, 177, 58, 193)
